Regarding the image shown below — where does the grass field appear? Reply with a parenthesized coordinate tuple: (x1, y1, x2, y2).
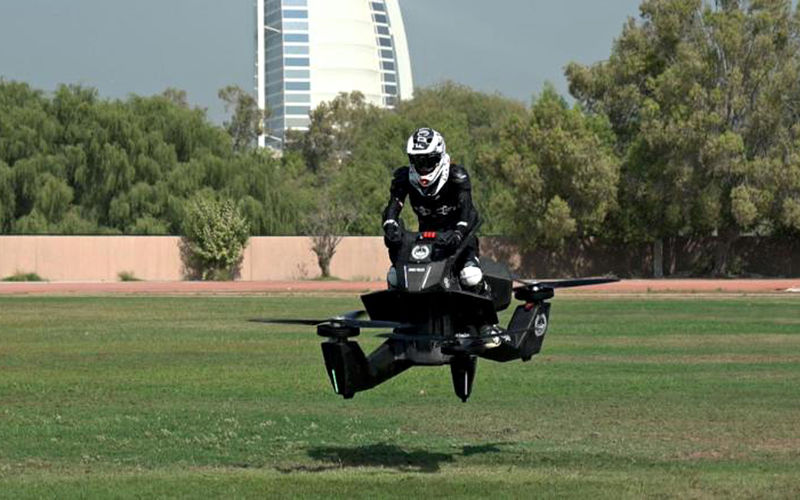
(0, 294, 798, 498)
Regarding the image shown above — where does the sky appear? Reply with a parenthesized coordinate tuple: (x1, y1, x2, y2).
(0, 0, 642, 123)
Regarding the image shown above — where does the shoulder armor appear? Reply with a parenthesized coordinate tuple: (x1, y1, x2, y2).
(393, 166, 410, 180)
(450, 164, 470, 185)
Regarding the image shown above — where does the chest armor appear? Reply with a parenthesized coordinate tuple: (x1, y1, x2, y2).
(407, 182, 460, 227)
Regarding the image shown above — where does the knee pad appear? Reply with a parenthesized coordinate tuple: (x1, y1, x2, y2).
(459, 265, 483, 288)
(387, 267, 398, 287)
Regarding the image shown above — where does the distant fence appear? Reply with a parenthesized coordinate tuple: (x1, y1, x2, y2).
(0, 236, 391, 282)
(483, 236, 800, 278)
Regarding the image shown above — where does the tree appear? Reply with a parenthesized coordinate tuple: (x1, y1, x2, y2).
(287, 91, 403, 235)
(35, 173, 73, 224)
(483, 86, 620, 251)
(0, 80, 264, 236)
(180, 196, 250, 280)
(0, 81, 58, 165)
(161, 88, 189, 108)
(305, 195, 357, 278)
(218, 85, 264, 152)
(0, 160, 14, 231)
(567, 0, 800, 275)
(221, 151, 314, 236)
(292, 91, 379, 173)
(13, 209, 48, 234)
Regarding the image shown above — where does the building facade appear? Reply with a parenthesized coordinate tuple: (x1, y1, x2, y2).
(256, 0, 413, 148)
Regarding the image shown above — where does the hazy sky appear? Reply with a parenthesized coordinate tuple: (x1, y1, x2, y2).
(0, 0, 641, 123)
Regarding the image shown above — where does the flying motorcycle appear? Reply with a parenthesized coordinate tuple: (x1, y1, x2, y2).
(252, 225, 617, 402)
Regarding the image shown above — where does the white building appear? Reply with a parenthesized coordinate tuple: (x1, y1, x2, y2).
(256, 0, 414, 148)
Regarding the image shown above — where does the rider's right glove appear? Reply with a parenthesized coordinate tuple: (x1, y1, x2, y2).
(383, 219, 402, 248)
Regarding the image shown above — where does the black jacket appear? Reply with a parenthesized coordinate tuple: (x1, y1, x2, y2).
(382, 164, 478, 234)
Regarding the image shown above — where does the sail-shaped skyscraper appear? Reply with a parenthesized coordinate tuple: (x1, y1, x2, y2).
(256, 0, 414, 148)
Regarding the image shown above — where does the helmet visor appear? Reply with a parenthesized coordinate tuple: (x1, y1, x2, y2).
(409, 153, 440, 175)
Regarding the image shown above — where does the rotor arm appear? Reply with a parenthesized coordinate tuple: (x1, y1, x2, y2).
(320, 338, 411, 399)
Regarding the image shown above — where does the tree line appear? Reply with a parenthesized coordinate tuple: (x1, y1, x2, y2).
(1, 0, 799, 277)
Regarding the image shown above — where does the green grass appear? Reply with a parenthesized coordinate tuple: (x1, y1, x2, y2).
(0, 294, 798, 498)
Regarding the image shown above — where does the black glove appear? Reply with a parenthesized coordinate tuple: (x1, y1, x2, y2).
(383, 220, 402, 248)
(440, 229, 464, 250)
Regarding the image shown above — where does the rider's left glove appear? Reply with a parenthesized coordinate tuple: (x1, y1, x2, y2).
(443, 229, 464, 250)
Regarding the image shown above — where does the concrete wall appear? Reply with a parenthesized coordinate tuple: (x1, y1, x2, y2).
(0, 236, 391, 282)
(3, 235, 795, 281)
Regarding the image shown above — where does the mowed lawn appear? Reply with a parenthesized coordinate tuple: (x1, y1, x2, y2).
(0, 294, 798, 498)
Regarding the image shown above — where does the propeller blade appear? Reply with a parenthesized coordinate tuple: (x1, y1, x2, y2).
(249, 318, 326, 326)
(514, 277, 619, 289)
(345, 319, 411, 329)
(249, 311, 410, 330)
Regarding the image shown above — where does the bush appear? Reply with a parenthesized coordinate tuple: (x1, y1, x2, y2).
(2, 272, 45, 282)
(180, 196, 250, 280)
(117, 271, 141, 282)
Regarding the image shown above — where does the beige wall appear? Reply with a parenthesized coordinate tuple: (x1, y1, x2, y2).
(0, 236, 391, 282)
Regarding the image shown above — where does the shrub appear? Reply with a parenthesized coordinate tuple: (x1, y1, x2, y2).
(117, 271, 141, 282)
(2, 272, 45, 282)
(180, 196, 250, 280)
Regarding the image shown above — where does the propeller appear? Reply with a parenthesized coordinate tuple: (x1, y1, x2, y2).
(513, 276, 619, 290)
(249, 310, 411, 330)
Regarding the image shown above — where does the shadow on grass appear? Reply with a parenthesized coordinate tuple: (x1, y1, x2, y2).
(461, 443, 504, 457)
(276, 442, 505, 474)
(275, 443, 745, 475)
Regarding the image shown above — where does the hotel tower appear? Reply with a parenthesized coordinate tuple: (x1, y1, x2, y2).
(256, 0, 414, 148)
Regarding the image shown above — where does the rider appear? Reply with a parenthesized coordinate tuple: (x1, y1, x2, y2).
(382, 127, 485, 294)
